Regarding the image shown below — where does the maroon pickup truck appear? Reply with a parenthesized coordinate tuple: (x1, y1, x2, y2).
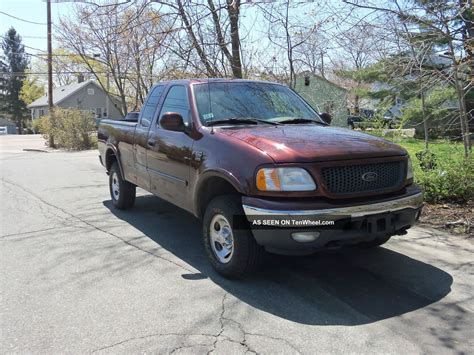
(98, 79, 423, 278)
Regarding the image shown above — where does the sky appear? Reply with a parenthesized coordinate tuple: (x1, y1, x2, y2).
(0, 0, 368, 80)
(0, 0, 325, 57)
(0, 0, 79, 55)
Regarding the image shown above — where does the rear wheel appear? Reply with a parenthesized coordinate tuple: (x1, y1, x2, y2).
(358, 235, 391, 248)
(109, 162, 136, 209)
(203, 195, 264, 279)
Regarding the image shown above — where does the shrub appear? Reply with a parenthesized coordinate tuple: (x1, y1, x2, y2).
(32, 116, 47, 134)
(42, 108, 97, 150)
(415, 150, 437, 171)
(415, 157, 474, 204)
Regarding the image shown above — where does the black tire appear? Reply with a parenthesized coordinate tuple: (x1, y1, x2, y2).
(358, 235, 391, 248)
(109, 162, 136, 210)
(203, 195, 264, 279)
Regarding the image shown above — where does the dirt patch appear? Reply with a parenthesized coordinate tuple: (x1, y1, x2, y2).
(419, 202, 473, 237)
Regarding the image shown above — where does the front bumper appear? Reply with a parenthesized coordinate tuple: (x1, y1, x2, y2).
(242, 187, 423, 254)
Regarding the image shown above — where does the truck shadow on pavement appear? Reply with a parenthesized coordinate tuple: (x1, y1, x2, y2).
(103, 195, 453, 326)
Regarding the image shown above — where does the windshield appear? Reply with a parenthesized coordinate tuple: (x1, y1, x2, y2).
(193, 82, 323, 125)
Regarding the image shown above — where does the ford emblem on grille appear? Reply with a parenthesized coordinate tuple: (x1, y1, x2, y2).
(361, 171, 378, 182)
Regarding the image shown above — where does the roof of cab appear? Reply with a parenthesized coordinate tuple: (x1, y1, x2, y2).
(154, 78, 285, 86)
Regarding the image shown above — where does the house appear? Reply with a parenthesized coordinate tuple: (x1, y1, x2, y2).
(0, 117, 17, 134)
(294, 72, 348, 127)
(27, 79, 123, 121)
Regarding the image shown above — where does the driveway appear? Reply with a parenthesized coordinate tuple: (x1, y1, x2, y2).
(1, 136, 473, 354)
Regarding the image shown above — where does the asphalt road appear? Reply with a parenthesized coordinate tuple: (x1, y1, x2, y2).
(1, 136, 473, 354)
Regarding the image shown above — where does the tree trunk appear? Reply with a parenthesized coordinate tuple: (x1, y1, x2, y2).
(449, 48, 471, 157)
(227, 0, 243, 78)
(177, 0, 218, 77)
(421, 90, 429, 150)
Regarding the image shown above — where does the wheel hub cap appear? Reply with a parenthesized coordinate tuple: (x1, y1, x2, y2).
(209, 214, 234, 263)
(111, 172, 120, 200)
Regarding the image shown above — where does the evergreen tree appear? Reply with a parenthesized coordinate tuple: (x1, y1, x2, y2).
(0, 54, 8, 112)
(1, 27, 29, 132)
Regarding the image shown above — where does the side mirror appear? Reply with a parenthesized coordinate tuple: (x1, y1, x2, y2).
(160, 112, 185, 132)
(319, 112, 332, 125)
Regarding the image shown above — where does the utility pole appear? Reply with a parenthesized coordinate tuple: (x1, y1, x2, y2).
(47, 0, 54, 147)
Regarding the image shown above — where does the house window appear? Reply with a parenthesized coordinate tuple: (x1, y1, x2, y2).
(39, 109, 45, 117)
(304, 75, 310, 86)
(88, 88, 95, 95)
(91, 107, 105, 119)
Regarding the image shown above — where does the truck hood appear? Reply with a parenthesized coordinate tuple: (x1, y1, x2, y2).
(219, 125, 407, 163)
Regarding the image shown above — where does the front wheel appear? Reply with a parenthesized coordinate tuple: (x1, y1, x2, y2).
(203, 195, 264, 279)
(109, 162, 136, 210)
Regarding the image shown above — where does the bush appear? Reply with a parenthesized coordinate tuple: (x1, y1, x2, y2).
(42, 108, 97, 150)
(415, 157, 474, 204)
(32, 116, 47, 134)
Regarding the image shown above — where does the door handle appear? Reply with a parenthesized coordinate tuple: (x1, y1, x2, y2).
(147, 139, 155, 147)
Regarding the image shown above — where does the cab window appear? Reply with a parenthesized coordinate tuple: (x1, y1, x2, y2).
(158, 86, 190, 127)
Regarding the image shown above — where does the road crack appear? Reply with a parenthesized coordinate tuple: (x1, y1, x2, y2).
(208, 292, 301, 355)
(0, 177, 195, 273)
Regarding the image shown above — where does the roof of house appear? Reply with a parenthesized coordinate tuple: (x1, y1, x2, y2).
(27, 80, 102, 108)
(0, 117, 16, 126)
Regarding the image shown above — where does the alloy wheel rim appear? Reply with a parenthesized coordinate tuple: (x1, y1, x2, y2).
(111, 172, 120, 200)
(209, 214, 234, 264)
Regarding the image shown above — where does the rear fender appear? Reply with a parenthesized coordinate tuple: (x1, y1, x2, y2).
(105, 144, 125, 177)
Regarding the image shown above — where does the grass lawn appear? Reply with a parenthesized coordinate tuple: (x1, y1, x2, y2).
(382, 137, 472, 236)
(385, 137, 467, 178)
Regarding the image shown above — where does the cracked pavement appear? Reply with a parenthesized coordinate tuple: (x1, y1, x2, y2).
(1, 136, 473, 354)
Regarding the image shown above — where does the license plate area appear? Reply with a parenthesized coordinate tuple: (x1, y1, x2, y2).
(366, 213, 396, 236)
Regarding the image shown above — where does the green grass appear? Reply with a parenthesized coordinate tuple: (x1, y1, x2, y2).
(379, 137, 473, 203)
(387, 138, 466, 177)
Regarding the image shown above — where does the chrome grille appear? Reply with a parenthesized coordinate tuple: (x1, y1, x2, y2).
(322, 161, 404, 195)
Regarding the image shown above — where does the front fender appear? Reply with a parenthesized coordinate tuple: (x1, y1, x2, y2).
(197, 168, 244, 193)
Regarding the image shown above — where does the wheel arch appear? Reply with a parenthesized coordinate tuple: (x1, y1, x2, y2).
(104, 144, 124, 177)
(195, 171, 243, 219)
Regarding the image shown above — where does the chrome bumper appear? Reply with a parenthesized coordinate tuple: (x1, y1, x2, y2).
(243, 192, 423, 219)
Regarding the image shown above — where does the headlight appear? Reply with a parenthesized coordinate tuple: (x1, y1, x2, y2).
(256, 167, 316, 191)
(407, 157, 413, 181)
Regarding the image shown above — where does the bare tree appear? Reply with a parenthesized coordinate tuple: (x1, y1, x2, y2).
(57, 1, 171, 115)
(170, 0, 243, 78)
(332, 22, 381, 114)
(258, 1, 320, 87)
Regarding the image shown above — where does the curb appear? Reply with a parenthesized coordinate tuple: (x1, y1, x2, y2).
(23, 148, 50, 153)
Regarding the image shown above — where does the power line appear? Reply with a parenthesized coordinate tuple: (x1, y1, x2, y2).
(0, 10, 47, 25)
(0, 35, 48, 54)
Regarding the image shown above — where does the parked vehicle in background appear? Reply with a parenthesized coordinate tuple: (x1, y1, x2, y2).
(0, 127, 8, 135)
(124, 112, 139, 122)
(348, 108, 398, 129)
(98, 79, 422, 279)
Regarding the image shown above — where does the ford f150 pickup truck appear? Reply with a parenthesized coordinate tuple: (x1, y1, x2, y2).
(98, 79, 423, 278)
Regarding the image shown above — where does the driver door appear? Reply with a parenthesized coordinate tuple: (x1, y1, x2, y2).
(146, 85, 194, 209)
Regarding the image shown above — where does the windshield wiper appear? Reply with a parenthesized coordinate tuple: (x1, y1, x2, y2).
(277, 117, 325, 125)
(206, 117, 279, 127)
